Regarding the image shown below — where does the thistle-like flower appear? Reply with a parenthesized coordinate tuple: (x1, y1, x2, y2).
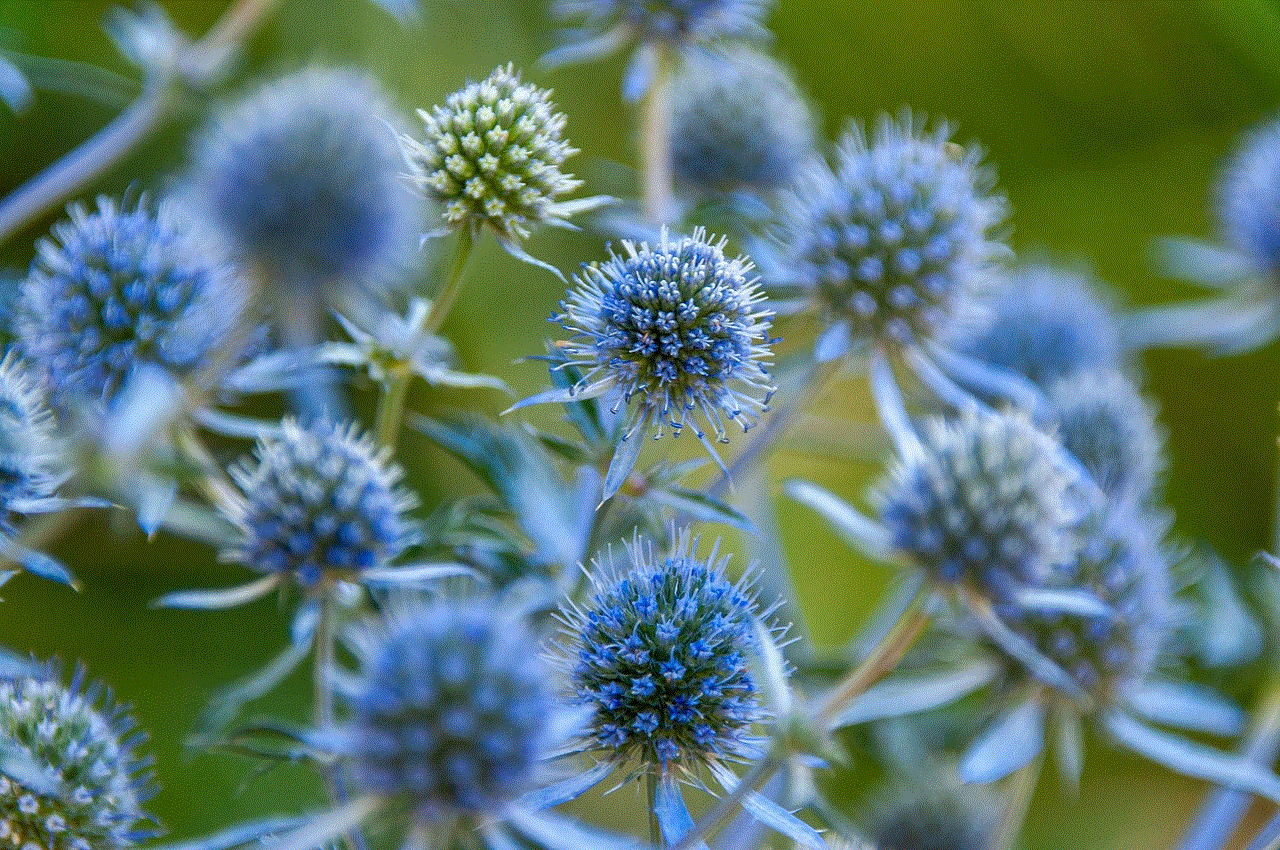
(221, 419, 418, 587)
(1046, 370, 1163, 504)
(188, 67, 419, 291)
(561, 530, 767, 771)
(0, 666, 155, 850)
(877, 409, 1088, 594)
(16, 196, 247, 410)
(776, 114, 1007, 360)
(400, 64, 597, 246)
(529, 227, 775, 497)
(339, 599, 553, 823)
(668, 48, 813, 194)
(944, 264, 1123, 391)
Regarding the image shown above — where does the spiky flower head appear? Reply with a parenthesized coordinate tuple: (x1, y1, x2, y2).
(877, 409, 1088, 594)
(668, 48, 813, 194)
(553, 227, 775, 447)
(16, 196, 246, 410)
(1217, 116, 1280, 275)
(340, 599, 552, 821)
(0, 352, 65, 520)
(944, 264, 1122, 391)
(562, 530, 769, 771)
(1047, 370, 1163, 503)
(552, 0, 772, 59)
(0, 666, 154, 850)
(189, 67, 419, 288)
(995, 505, 1170, 702)
(778, 115, 1007, 351)
(400, 64, 584, 241)
(221, 419, 418, 587)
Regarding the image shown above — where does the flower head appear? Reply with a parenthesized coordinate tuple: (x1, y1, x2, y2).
(877, 409, 1088, 593)
(0, 352, 65, 520)
(221, 419, 417, 587)
(944, 264, 1122, 391)
(16, 197, 246, 410)
(1217, 116, 1280, 275)
(400, 64, 585, 241)
(340, 599, 553, 822)
(553, 227, 775, 449)
(668, 48, 813, 194)
(0, 666, 154, 850)
(562, 530, 768, 770)
(777, 115, 1007, 353)
(1046, 370, 1163, 503)
(189, 67, 419, 289)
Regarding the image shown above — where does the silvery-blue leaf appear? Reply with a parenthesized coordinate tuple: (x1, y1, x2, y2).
(652, 773, 705, 850)
(224, 349, 317, 393)
(1104, 711, 1280, 802)
(504, 379, 615, 414)
(414, 362, 510, 393)
(1127, 681, 1246, 737)
(0, 743, 57, 796)
(495, 235, 567, 282)
(1011, 586, 1116, 620)
(195, 408, 286, 440)
(924, 341, 1048, 421)
(648, 487, 755, 533)
(869, 349, 922, 460)
(602, 428, 645, 503)
(1153, 237, 1254, 288)
(516, 760, 614, 811)
(359, 562, 482, 588)
(367, 0, 417, 21)
(315, 342, 366, 367)
(903, 347, 989, 418)
(848, 570, 926, 662)
(145, 817, 309, 850)
(152, 574, 282, 610)
(1053, 706, 1084, 789)
(707, 762, 825, 850)
(248, 796, 382, 850)
(972, 601, 1086, 701)
(828, 658, 1000, 730)
(158, 499, 239, 547)
(194, 635, 312, 741)
(105, 3, 181, 70)
(813, 321, 852, 363)
(959, 697, 1045, 784)
(540, 26, 628, 69)
(0, 55, 31, 112)
(0, 538, 77, 589)
(1197, 554, 1262, 668)
(507, 807, 642, 850)
(0, 647, 34, 679)
(1121, 295, 1280, 355)
(622, 41, 657, 102)
(783, 479, 893, 561)
(2, 50, 133, 107)
(136, 475, 178, 537)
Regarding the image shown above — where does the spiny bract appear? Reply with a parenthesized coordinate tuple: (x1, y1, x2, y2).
(342, 600, 552, 821)
(944, 264, 1123, 391)
(554, 226, 776, 446)
(1047, 370, 1163, 504)
(1217, 116, 1280, 275)
(16, 197, 245, 409)
(221, 419, 417, 586)
(563, 531, 767, 769)
(779, 115, 1007, 349)
(668, 47, 813, 193)
(189, 67, 419, 288)
(400, 64, 582, 240)
(877, 409, 1087, 593)
(0, 668, 153, 850)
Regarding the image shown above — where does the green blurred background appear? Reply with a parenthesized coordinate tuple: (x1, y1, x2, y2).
(2, 1, 1280, 847)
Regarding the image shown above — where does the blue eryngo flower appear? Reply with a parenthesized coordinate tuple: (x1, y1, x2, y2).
(1046, 370, 1163, 504)
(526, 227, 775, 498)
(775, 115, 1007, 360)
(561, 530, 768, 772)
(16, 197, 247, 411)
(877, 409, 1088, 594)
(0, 666, 155, 850)
(339, 599, 552, 823)
(668, 48, 814, 195)
(189, 67, 419, 292)
(0, 352, 65, 521)
(400, 64, 601, 248)
(944, 264, 1123, 391)
(221, 419, 418, 587)
(548, 1, 773, 99)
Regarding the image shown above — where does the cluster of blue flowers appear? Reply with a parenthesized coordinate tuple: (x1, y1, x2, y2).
(2, 4, 1280, 850)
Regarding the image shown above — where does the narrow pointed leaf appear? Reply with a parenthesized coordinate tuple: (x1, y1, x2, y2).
(0, 539, 77, 589)
(783, 479, 893, 561)
(144, 817, 308, 850)
(152, 574, 282, 610)
(517, 760, 614, 811)
(960, 698, 1046, 784)
(1053, 705, 1084, 790)
(495, 236, 567, 282)
(504, 379, 614, 414)
(0, 744, 57, 796)
(602, 430, 645, 503)
(507, 807, 642, 850)
(1011, 586, 1116, 619)
(707, 762, 825, 850)
(0, 55, 31, 112)
(0, 647, 35, 679)
(1153, 237, 1254, 287)
(813, 321, 851, 363)
(359, 562, 482, 588)
(971, 600, 1087, 702)
(195, 637, 313, 740)
(648, 487, 755, 533)
(196, 408, 285, 440)
(653, 773, 705, 850)
(829, 659, 1000, 729)
(1128, 681, 1245, 737)
(254, 796, 382, 850)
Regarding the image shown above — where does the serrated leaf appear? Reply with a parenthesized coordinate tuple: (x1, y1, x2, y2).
(959, 697, 1045, 784)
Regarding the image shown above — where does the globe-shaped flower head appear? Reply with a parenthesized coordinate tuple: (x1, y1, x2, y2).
(1217, 116, 1280, 275)
(562, 531, 769, 770)
(340, 600, 553, 822)
(0, 666, 154, 850)
(877, 409, 1088, 594)
(189, 67, 419, 290)
(779, 115, 1007, 355)
(221, 419, 417, 587)
(553, 227, 775, 457)
(944, 264, 1123, 391)
(16, 197, 246, 410)
(400, 64, 585, 242)
(668, 48, 813, 194)
(554, 0, 773, 47)
(0, 352, 65, 522)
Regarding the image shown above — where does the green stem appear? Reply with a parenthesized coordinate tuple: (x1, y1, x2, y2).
(373, 225, 475, 448)
(313, 591, 337, 729)
(639, 45, 674, 227)
(647, 771, 663, 849)
(994, 754, 1042, 850)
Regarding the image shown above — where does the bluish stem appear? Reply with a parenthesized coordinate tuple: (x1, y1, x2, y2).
(639, 45, 674, 227)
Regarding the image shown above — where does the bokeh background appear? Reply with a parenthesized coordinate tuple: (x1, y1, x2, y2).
(2, 1, 1280, 848)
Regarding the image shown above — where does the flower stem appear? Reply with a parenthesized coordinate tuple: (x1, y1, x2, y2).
(313, 590, 336, 729)
(373, 225, 475, 448)
(647, 771, 663, 849)
(639, 45, 675, 227)
(994, 754, 1042, 850)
